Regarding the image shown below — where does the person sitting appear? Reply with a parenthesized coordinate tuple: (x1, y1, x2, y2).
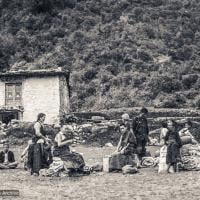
(53, 125, 85, 174)
(109, 113, 137, 171)
(0, 143, 18, 169)
(164, 120, 182, 173)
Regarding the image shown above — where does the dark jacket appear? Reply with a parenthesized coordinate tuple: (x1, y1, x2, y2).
(132, 116, 149, 141)
(32, 121, 46, 143)
(0, 151, 15, 163)
(164, 130, 182, 148)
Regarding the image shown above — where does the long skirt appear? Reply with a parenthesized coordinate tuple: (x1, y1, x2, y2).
(109, 153, 137, 171)
(136, 139, 147, 159)
(53, 148, 85, 170)
(166, 142, 181, 164)
(28, 143, 50, 174)
(62, 152, 85, 170)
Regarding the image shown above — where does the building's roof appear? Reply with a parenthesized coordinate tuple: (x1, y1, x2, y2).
(0, 106, 24, 113)
(0, 68, 69, 78)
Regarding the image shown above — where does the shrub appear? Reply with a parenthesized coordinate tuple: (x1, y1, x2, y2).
(156, 95, 178, 108)
(182, 74, 198, 89)
(82, 68, 98, 81)
(137, 50, 153, 62)
(175, 46, 193, 61)
(150, 76, 182, 94)
(29, 0, 53, 13)
(194, 96, 200, 109)
(106, 65, 120, 76)
(63, 0, 77, 9)
(144, 25, 156, 39)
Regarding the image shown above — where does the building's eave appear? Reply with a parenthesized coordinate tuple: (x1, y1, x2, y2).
(0, 68, 69, 78)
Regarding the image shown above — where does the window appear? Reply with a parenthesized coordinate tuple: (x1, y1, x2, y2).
(5, 83, 22, 106)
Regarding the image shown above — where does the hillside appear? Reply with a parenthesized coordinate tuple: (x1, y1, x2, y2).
(0, 0, 200, 111)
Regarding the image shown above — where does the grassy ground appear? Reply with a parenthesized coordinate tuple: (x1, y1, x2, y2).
(0, 145, 200, 200)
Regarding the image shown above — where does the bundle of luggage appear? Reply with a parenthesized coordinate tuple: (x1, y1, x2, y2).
(181, 144, 200, 171)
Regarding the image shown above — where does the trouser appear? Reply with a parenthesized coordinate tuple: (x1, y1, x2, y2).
(0, 162, 18, 169)
(136, 139, 147, 160)
(166, 143, 181, 165)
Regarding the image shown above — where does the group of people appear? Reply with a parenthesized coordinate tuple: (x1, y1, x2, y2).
(109, 109, 196, 173)
(0, 113, 86, 176)
(25, 113, 86, 176)
(0, 108, 196, 175)
(109, 107, 150, 171)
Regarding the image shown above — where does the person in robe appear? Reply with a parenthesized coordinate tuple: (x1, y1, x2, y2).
(27, 113, 52, 176)
(132, 107, 150, 160)
(53, 125, 85, 173)
(164, 120, 182, 173)
(109, 113, 137, 171)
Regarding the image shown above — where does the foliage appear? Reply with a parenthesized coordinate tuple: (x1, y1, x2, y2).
(0, 0, 200, 110)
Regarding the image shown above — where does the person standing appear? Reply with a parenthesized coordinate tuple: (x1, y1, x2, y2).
(132, 107, 149, 160)
(164, 120, 182, 173)
(27, 113, 52, 176)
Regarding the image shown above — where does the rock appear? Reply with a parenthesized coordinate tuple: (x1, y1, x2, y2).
(90, 163, 103, 172)
(91, 116, 105, 121)
(91, 125, 108, 134)
(122, 165, 138, 174)
(80, 124, 93, 133)
(105, 143, 113, 147)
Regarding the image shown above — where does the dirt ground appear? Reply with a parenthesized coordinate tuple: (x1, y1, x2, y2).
(0, 145, 200, 200)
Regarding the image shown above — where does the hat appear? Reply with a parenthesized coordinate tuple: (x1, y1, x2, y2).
(54, 124, 61, 129)
(121, 113, 130, 120)
(140, 107, 148, 114)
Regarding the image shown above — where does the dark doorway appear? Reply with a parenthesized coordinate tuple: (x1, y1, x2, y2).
(0, 112, 19, 124)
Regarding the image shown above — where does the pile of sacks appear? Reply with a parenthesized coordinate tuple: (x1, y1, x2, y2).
(39, 157, 65, 177)
(181, 144, 200, 171)
(157, 142, 200, 173)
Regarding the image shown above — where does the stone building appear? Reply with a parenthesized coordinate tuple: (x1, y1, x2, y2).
(0, 69, 70, 124)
